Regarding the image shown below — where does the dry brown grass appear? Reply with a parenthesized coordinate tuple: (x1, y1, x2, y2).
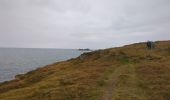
(0, 40, 169, 100)
(136, 62, 170, 100)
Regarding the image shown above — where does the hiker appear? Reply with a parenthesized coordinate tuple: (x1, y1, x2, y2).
(147, 41, 155, 49)
(151, 41, 155, 49)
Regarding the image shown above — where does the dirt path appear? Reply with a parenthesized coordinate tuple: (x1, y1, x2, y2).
(101, 64, 147, 100)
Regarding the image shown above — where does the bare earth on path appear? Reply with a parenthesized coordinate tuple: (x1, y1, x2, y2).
(102, 64, 147, 100)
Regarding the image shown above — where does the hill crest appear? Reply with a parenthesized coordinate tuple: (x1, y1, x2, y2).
(0, 41, 170, 100)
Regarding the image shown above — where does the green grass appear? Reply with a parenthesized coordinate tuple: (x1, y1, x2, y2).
(0, 40, 170, 100)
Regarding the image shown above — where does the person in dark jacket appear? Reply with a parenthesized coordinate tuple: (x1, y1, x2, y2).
(147, 41, 155, 49)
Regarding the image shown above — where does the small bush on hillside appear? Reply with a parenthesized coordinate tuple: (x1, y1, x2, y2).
(59, 79, 74, 86)
(97, 80, 106, 87)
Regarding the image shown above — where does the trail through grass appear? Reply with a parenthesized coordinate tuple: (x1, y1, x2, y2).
(0, 41, 169, 100)
(102, 64, 147, 100)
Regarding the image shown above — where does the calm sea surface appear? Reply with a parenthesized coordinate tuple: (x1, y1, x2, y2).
(0, 48, 83, 82)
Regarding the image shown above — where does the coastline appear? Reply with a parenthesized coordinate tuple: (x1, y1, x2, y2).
(0, 41, 169, 100)
(0, 49, 84, 83)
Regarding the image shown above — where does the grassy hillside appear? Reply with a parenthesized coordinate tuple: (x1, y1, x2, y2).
(0, 41, 170, 100)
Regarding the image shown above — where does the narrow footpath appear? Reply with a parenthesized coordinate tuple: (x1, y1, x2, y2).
(102, 64, 147, 100)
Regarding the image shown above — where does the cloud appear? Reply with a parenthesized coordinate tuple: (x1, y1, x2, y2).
(0, 0, 169, 49)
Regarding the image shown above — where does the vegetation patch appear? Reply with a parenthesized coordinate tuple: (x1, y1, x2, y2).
(0, 41, 169, 100)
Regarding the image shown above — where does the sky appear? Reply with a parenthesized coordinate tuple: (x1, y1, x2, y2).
(0, 0, 170, 49)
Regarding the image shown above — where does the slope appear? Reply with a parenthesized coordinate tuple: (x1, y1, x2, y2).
(0, 41, 170, 100)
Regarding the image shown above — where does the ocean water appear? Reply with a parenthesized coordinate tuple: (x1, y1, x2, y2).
(0, 48, 83, 82)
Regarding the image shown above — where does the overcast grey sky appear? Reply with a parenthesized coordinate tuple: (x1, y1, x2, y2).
(0, 0, 169, 49)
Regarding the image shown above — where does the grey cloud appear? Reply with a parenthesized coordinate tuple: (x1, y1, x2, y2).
(0, 0, 169, 49)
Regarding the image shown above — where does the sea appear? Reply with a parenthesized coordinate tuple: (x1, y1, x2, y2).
(0, 48, 84, 82)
